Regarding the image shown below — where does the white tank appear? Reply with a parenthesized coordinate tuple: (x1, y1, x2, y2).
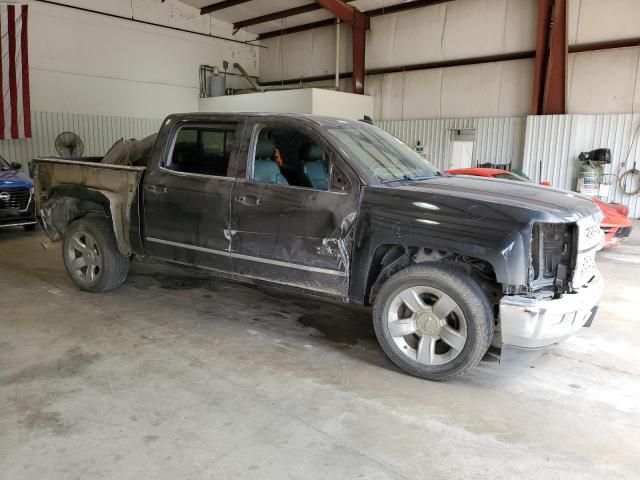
(208, 73, 226, 97)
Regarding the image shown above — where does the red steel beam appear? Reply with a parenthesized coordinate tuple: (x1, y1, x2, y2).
(532, 0, 567, 115)
(316, 0, 358, 23)
(315, 0, 370, 94)
(544, 0, 567, 114)
(531, 0, 551, 114)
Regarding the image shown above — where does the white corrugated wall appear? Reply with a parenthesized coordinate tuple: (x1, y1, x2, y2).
(378, 117, 527, 170)
(0, 111, 163, 169)
(522, 114, 640, 218)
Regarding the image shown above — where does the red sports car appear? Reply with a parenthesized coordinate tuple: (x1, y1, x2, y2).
(447, 167, 633, 248)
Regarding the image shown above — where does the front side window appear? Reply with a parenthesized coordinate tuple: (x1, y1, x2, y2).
(166, 123, 236, 177)
(327, 123, 440, 183)
(251, 126, 333, 191)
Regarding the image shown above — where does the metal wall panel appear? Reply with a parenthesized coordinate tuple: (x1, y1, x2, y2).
(0, 111, 163, 169)
(378, 116, 527, 170)
(522, 114, 640, 218)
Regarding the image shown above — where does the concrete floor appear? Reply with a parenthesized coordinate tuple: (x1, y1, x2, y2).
(1, 225, 639, 480)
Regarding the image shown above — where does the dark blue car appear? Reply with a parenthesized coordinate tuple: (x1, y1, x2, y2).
(0, 154, 36, 231)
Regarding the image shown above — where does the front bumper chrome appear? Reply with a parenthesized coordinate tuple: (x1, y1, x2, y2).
(498, 273, 603, 357)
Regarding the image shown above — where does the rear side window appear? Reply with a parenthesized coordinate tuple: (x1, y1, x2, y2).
(166, 123, 236, 177)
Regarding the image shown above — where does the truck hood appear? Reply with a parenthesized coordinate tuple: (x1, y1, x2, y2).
(0, 168, 32, 190)
(387, 174, 599, 222)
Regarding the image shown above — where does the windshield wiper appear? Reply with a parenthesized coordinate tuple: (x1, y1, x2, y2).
(382, 174, 440, 184)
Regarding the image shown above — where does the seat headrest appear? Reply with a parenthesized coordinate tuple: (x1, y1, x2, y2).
(255, 139, 274, 159)
(300, 143, 324, 162)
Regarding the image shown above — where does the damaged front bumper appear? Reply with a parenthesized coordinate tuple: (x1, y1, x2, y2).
(497, 273, 604, 364)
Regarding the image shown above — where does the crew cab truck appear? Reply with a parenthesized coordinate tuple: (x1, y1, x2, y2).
(33, 113, 604, 380)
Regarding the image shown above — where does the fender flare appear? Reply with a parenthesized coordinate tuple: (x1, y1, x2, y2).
(42, 186, 133, 256)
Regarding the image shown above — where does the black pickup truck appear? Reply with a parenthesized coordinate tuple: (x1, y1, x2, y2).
(33, 113, 604, 380)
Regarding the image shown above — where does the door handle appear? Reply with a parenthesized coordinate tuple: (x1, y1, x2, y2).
(235, 195, 262, 206)
(145, 185, 168, 194)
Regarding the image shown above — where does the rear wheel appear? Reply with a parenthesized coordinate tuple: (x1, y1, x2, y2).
(373, 264, 493, 381)
(62, 217, 129, 292)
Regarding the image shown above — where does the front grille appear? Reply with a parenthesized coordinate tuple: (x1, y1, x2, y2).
(584, 224, 601, 241)
(572, 214, 603, 288)
(573, 254, 596, 284)
(0, 187, 30, 210)
(614, 227, 632, 239)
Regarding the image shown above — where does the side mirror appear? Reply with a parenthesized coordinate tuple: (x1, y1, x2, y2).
(540, 181, 552, 187)
(10, 161, 21, 170)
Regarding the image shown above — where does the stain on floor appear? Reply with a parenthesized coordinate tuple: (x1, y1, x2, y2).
(297, 311, 375, 346)
(1, 347, 100, 385)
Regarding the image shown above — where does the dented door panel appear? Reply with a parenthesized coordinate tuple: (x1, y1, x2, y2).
(230, 118, 360, 299)
(230, 181, 355, 296)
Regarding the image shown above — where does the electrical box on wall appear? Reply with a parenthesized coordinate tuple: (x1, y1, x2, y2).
(198, 88, 374, 121)
(450, 129, 476, 141)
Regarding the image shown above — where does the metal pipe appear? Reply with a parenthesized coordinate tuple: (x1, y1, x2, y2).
(335, 20, 340, 89)
(233, 62, 264, 92)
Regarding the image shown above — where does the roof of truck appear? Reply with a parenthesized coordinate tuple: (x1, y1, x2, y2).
(166, 112, 363, 127)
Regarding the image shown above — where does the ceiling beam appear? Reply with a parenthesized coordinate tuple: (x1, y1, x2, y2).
(257, 0, 453, 39)
(366, 0, 451, 17)
(200, 0, 252, 15)
(258, 18, 336, 40)
(316, 0, 359, 23)
(233, 0, 355, 31)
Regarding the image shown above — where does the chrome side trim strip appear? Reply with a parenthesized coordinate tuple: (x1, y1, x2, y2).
(146, 237, 228, 256)
(145, 237, 347, 277)
(230, 251, 347, 277)
(0, 221, 37, 228)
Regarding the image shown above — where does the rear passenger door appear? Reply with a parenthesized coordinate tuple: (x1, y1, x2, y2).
(142, 117, 244, 273)
(229, 118, 360, 298)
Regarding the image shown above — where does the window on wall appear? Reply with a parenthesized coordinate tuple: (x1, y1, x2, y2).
(251, 126, 333, 191)
(166, 123, 237, 177)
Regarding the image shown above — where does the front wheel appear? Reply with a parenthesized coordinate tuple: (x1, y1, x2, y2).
(373, 264, 494, 381)
(62, 217, 129, 292)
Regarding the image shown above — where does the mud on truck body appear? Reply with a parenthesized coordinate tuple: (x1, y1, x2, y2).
(33, 113, 604, 380)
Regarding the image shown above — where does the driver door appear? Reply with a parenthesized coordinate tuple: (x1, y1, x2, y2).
(229, 118, 360, 298)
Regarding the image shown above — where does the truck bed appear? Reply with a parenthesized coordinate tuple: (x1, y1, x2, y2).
(33, 157, 145, 254)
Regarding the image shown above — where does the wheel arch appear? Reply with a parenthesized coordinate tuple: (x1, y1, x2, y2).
(39, 185, 132, 256)
(361, 242, 502, 306)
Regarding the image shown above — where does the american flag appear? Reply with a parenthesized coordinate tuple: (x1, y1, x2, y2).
(0, 3, 30, 139)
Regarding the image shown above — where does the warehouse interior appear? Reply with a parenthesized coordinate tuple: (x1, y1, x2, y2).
(1, 0, 639, 478)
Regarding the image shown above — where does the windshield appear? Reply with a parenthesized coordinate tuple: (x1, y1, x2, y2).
(494, 172, 531, 182)
(0, 155, 9, 171)
(327, 123, 440, 182)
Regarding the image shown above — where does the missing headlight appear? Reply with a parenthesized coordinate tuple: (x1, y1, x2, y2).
(530, 223, 575, 293)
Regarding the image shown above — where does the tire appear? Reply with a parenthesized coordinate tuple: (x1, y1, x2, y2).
(373, 264, 493, 381)
(62, 217, 129, 292)
(23, 223, 36, 231)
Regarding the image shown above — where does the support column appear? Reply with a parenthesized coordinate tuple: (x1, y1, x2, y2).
(316, 0, 370, 94)
(531, 0, 567, 115)
(351, 13, 368, 94)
